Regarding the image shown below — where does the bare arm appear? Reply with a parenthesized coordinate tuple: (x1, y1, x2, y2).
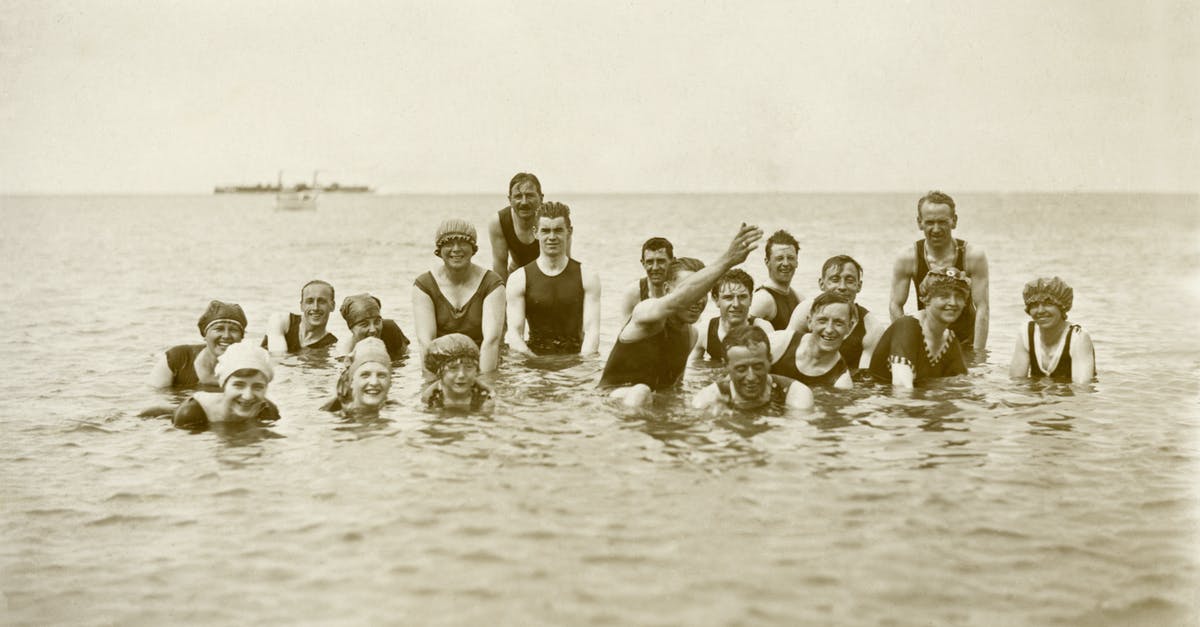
(858, 312, 885, 370)
(487, 213, 510, 281)
(1070, 328, 1096, 384)
(411, 289, 438, 365)
(690, 325, 708, 361)
(580, 268, 602, 355)
(624, 224, 764, 342)
(619, 281, 641, 322)
(147, 352, 174, 388)
(504, 268, 532, 354)
(786, 295, 814, 334)
(833, 368, 853, 390)
(1008, 327, 1030, 379)
(690, 382, 722, 410)
(748, 289, 776, 322)
(478, 283, 505, 372)
(890, 360, 915, 388)
(264, 313, 290, 353)
(890, 247, 915, 321)
(785, 381, 814, 409)
(967, 246, 989, 351)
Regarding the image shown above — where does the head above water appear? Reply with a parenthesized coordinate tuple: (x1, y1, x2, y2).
(918, 267, 971, 303)
(508, 172, 542, 197)
(917, 190, 957, 220)
(197, 300, 247, 337)
(339, 293, 383, 330)
(764, 229, 799, 260)
(1022, 276, 1073, 318)
(536, 201, 572, 231)
(666, 256, 705, 284)
(300, 280, 335, 304)
(720, 322, 772, 361)
(424, 333, 480, 376)
(810, 290, 858, 323)
(434, 218, 479, 257)
(214, 340, 274, 389)
(641, 237, 674, 261)
(337, 337, 392, 410)
(710, 268, 754, 301)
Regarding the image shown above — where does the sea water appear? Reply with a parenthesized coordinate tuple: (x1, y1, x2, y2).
(1, 192, 1198, 625)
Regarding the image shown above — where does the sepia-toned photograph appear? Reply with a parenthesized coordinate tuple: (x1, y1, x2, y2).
(1, 1, 1197, 625)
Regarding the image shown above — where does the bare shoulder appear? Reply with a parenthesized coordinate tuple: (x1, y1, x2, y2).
(963, 241, 988, 266)
(486, 212, 504, 237)
(892, 243, 917, 273)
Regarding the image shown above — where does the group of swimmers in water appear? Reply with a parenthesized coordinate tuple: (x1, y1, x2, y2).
(148, 173, 1097, 429)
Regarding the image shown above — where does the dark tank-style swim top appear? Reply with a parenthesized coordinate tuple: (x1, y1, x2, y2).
(498, 207, 540, 269)
(380, 319, 409, 360)
(704, 316, 762, 362)
(914, 238, 976, 347)
(260, 313, 337, 352)
(1027, 322, 1086, 381)
(599, 320, 693, 391)
(165, 344, 205, 387)
(840, 303, 870, 367)
(414, 270, 504, 346)
(172, 396, 281, 430)
(755, 285, 799, 330)
(715, 374, 796, 410)
(769, 332, 849, 388)
(524, 259, 584, 355)
(639, 277, 650, 301)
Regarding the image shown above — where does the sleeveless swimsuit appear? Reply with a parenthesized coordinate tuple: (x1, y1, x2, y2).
(755, 285, 799, 330)
(261, 313, 337, 352)
(770, 332, 849, 388)
(414, 270, 504, 346)
(599, 320, 693, 391)
(704, 316, 762, 362)
(173, 397, 281, 430)
(1027, 322, 1089, 381)
(498, 207, 540, 269)
(913, 238, 976, 346)
(380, 319, 409, 360)
(165, 344, 205, 387)
(715, 374, 796, 411)
(868, 316, 967, 385)
(639, 277, 650, 301)
(524, 259, 585, 355)
(840, 303, 870, 367)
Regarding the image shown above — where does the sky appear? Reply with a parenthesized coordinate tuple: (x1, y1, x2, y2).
(0, 0, 1196, 194)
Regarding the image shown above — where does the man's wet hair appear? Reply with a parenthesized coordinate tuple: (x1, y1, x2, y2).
(764, 229, 799, 260)
(508, 172, 542, 196)
(820, 255, 863, 280)
(917, 190, 956, 218)
(710, 268, 755, 300)
(536, 201, 572, 230)
(301, 279, 335, 302)
(809, 290, 858, 326)
(641, 237, 674, 260)
(666, 256, 705, 282)
(720, 324, 772, 360)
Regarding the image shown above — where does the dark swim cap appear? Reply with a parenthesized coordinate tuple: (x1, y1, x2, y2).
(198, 300, 247, 336)
(340, 293, 382, 329)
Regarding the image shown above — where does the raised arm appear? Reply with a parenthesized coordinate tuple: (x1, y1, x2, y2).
(1070, 327, 1095, 384)
(580, 268, 602, 355)
(264, 312, 290, 353)
(487, 213, 510, 281)
(479, 283, 505, 372)
(748, 289, 777, 323)
(626, 224, 763, 340)
(504, 268, 532, 355)
(967, 246, 990, 351)
(889, 247, 915, 321)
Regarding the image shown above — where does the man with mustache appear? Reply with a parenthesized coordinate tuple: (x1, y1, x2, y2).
(690, 268, 777, 362)
(749, 229, 802, 330)
(505, 202, 601, 356)
(786, 255, 885, 371)
(692, 325, 812, 411)
(619, 237, 674, 321)
(262, 279, 337, 353)
(889, 190, 989, 352)
(487, 172, 543, 282)
(599, 223, 763, 408)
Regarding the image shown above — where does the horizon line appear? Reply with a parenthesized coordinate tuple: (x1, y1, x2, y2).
(2, 189, 1198, 197)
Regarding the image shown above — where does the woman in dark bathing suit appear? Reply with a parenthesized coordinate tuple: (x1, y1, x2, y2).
(148, 300, 247, 388)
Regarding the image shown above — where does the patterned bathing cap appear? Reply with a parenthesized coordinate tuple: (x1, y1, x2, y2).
(1023, 276, 1073, 313)
(198, 300, 247, 336)
(215, 340, 273, 388)
(918, 267, 971, 300)
(424, 333, 479, 374)
(434, 219, 478, 256)
(340, 293, 382, 329)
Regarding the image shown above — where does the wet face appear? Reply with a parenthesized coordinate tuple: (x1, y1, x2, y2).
(439, 238, 475, 270)
(641, 248, 672, 286)
(204, 321, 245, 357)
(508, 180, 543, 220)
(819, 263, 862, 301)
(350, 362, 391, 409)
(726, 343, 771, 406)
(440, 358, 479, 398)
(917, 203, 956, 245)
(222, 371, 268, 421)
(766, 243, 798, 285)
(923, 288, 966, 325)
(1027, 300, 1065, 330)
(351, 316, 384, 342)
(666, 270, 706, 324)
(535, 216, 571, 256)
(808, 302, 853, 352)
(715, 282, 752, 327)
(300, 284, 334, 328)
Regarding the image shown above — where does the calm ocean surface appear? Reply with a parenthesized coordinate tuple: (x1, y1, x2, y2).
(1, 192, 1198, 625)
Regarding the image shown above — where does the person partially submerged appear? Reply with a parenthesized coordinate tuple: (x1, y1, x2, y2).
(322, 337, 393, 417)
(420, 333, 495, 412)
(1008, 276, 1095, 384)
(692, 325, 812, 412)
(869, 268, 970, 388)
(148, 300, 248, 388)
(335, 293, 409, 360)
(262, 280, 337, 352)
(172, 340, 279, 430)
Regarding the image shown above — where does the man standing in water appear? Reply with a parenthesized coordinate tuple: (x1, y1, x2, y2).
(505, 202, 601, 355)
(619, 237, 674, 321)
(749, 229, 802, 330)
(787, 255, 884, 370)
(487, 172, 543, 281)
(599, 223, 763, 408)
(690, 268, 776, 362)
(263, 280, 338, 352)
(692, 325, 812, 411)
(889, 191, 989, 352)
